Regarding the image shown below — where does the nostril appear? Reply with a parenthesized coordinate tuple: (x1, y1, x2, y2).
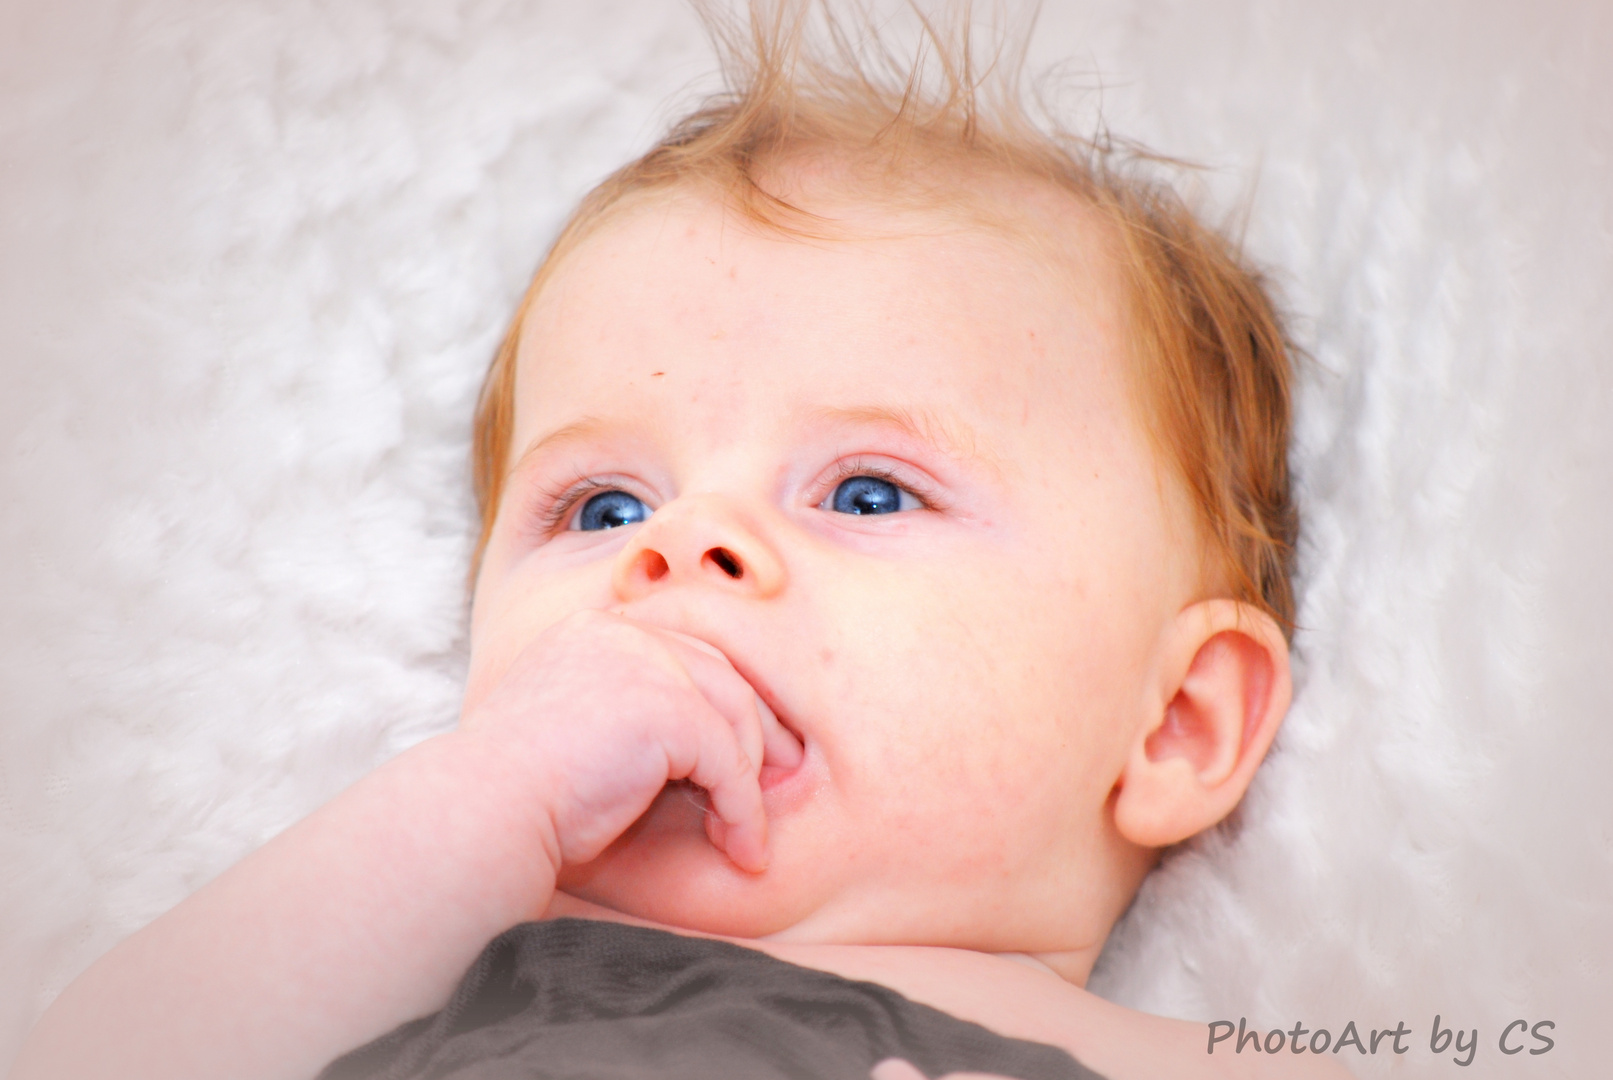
(640, 551, 670, 582)
(705, 547, 743, 579)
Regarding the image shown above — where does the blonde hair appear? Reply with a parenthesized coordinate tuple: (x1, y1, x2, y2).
(472, 1, 1298, 633)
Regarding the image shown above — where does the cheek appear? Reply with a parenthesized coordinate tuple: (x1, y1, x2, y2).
(810, 538, 1136, 840)
(463, 555, 616, 716)
(815, 559, 1083, 777)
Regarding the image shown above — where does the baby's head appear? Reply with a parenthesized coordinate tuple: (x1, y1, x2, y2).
(463, 8, 1295, 983)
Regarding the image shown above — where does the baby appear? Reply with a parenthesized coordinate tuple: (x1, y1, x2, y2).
(14, 7, 1347, 1080)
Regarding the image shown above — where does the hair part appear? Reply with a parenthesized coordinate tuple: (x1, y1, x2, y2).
(472, 0, 1298, 634)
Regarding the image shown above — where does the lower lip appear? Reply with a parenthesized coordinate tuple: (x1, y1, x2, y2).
(672, 756, 810, 816)
(754, 692, 810, 793)
(758, 763, 798, 792)
(755, 745, 818, 814)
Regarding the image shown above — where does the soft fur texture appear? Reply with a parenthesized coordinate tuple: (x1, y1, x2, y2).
(2, 2, 1608, 1077)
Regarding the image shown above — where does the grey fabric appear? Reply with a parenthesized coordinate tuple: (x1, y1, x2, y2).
(319, 918, 1104, 1080)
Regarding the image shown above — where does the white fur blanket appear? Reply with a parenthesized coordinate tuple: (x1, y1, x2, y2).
(2, 2, 1609, 1077)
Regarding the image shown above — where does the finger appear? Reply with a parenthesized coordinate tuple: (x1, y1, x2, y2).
(675, 713, 770, 872)
(654, 630, 803, 770)
(596, 623, 774, 871)
(652, 631, 763, 772)
(750, 692, 804, 771)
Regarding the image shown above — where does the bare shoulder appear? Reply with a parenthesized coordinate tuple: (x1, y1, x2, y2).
(758, 941, 1353, 1080)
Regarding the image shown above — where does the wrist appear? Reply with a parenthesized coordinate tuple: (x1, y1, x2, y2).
(403, 727, 567, 901)
(290, 725, 564, 949)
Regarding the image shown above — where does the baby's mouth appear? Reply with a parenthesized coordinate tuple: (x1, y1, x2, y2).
(750, 685, 806, 785)
(758, 759, 801, 792)
(666, 681, 805, 808)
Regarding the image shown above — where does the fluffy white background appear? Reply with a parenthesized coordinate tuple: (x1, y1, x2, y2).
(2, 1, 1609, 1077)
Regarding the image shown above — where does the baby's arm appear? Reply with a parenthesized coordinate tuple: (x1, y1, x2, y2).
(13, 724, 558, 1080)
(12, 610, 795, 1080)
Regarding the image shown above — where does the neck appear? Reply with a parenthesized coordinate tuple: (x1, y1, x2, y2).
(1024, 942, 1103, 986)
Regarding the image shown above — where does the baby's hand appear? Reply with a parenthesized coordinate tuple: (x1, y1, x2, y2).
(12, 608, 801, 1080)
(460, 609, 802, 874)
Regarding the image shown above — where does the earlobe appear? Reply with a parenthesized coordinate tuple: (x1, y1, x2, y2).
(1112, 600, 1291, 849)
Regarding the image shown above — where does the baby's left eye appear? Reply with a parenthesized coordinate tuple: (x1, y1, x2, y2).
(569, 489, 652, 531)
(820, 475, 922, 515)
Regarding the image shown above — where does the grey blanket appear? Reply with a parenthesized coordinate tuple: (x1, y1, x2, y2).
(318, 917, 1103, 1080)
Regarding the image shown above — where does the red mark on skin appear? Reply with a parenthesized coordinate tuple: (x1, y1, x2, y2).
(818, 647, 834, 667)
(1026, 328, 1047, 360)
(651, 371, 664, 377)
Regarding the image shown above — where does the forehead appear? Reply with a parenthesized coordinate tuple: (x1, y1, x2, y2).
(511, 184, 1136, 464)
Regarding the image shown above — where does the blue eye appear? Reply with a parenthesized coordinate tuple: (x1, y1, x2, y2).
(571, 490, 651, 531)
(827, 475, 917, 515)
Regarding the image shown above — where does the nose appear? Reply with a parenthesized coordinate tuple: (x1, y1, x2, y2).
(611, 493, 786, 601)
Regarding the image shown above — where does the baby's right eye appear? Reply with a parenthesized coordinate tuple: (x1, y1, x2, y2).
(822, 474, 923, 515)
(570, 490, 652, 531)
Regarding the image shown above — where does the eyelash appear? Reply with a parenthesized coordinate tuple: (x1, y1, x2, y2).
(525, 458, 945, 535)
(528, 473, 637, 534)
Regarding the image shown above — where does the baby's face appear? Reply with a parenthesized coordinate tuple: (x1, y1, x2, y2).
(468, 184, 1202, 960)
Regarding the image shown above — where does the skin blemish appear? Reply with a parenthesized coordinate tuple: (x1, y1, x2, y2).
(651, 371, 665, 377)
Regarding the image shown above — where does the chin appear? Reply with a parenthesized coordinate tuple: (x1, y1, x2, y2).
(555, 784, 834, 939)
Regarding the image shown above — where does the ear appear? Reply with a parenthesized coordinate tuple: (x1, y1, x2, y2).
(1113, 600, 1291, 848)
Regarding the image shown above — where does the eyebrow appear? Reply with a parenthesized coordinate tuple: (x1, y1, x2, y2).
(807, 404, 1001, 474)
(508, 416, 612, 480)
(508, 403, 1000, 481)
